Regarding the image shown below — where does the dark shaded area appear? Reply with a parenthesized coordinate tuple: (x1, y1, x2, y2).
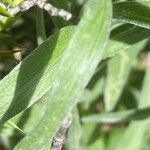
(117, 88, 138, 110)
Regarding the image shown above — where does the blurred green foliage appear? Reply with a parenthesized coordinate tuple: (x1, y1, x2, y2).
(0, 0, 150, 150)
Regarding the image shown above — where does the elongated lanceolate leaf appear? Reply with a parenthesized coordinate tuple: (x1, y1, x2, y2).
(0, 26, 74, 124)
(14, 0, 112, 149)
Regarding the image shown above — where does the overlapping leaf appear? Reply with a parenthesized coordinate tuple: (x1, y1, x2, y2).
(0, 19, 150, 128)
(14, 0, 112, 149)
(0, 26, 74, 123)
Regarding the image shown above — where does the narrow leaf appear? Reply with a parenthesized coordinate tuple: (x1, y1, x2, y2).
(113, 2, 150, 29)
(103, 25, 150, 59)
(104, 40, 146, 111)
(0, 26, 74, 123)
(82, 106, 150, 123)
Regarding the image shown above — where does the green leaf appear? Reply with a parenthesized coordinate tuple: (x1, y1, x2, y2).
(82, 24, 150, 111)
(0, 26, 75, 124)
(82, 106, 150, 123)
(113, 2, 150, 29)
(7, 93, 49, 134)
(0, 95, 48, 149)
(104, 40, 147, 111)
(14, 0, 112, 149)
(103, 25, 150, 59)
(0, 24, 149, 128)
(0, 18, 149, 129)
(6, 121, 24, 134)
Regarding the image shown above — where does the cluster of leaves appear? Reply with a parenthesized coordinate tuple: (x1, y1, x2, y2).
(0, 0, 150, 149)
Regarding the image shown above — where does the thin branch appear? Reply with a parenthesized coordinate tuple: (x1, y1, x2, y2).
(8, 0, 72, 20)
(51, 115, 72, 150)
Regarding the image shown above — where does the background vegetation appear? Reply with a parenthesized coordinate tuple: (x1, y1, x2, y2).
(0, 0, 150, 149)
